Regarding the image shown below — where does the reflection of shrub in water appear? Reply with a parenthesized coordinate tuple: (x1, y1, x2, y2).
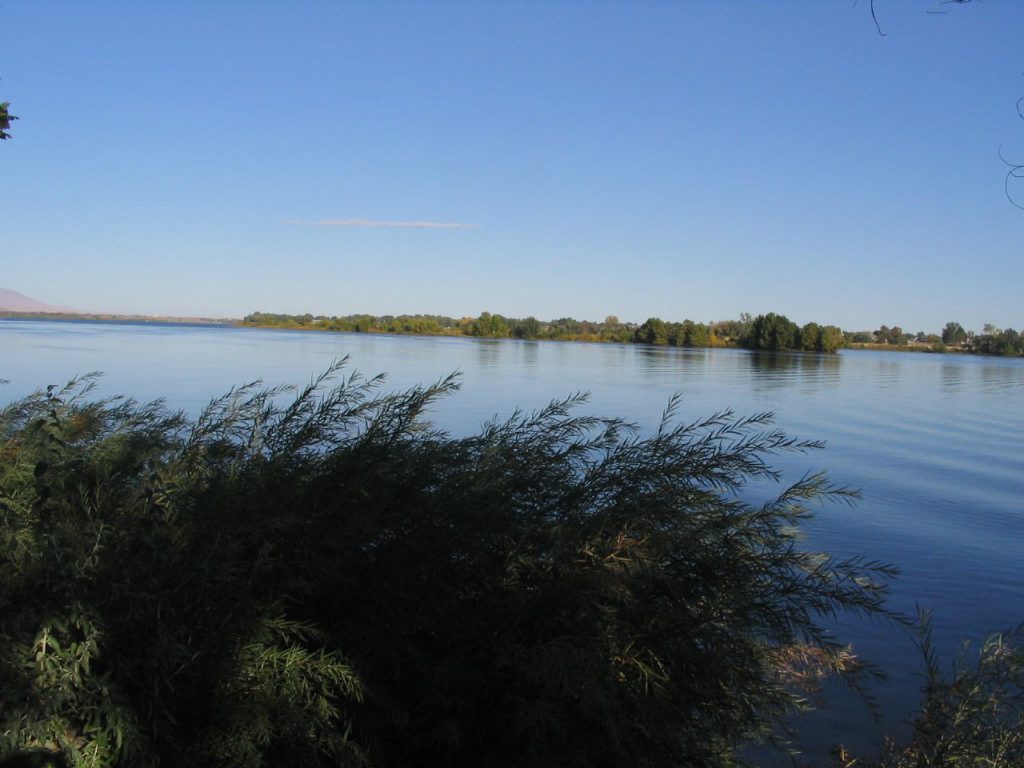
(0, 361, 903, 766)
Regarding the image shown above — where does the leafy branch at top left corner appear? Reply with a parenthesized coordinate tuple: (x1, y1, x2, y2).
(0, 101, 15, 140)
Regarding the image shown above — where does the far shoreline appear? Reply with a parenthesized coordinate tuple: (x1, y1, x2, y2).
(0, 311, 237, 327)
(6, 312, 1017, 360)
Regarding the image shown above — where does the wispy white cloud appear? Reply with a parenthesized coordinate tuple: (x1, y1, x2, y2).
(287, 218, 475, 230)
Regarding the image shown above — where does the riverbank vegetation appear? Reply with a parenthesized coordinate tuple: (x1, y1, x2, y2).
(0, 311, 233, 326)
(241, 311, 847, 353)
(847, 321, 1024, 357)
(2, 365, 1021, 767)
(240, 311, 1024, 357)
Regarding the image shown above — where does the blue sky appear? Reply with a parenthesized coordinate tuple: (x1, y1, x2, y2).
(2, 1, 1023, 331)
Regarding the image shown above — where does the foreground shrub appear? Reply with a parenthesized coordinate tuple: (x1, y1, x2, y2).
(0, 362, 896, 767)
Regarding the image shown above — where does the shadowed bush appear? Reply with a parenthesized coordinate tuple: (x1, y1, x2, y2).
(0, 361, 898, 767)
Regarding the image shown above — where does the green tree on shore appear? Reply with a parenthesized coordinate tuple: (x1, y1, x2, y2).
(634, 316, 669, 345)
(747, 313, 799, 351)
(680, 319, 710, 347)
(942, 322, 967, 346)
(800, 322, 823, 352)
(512, 315, 541, 339)
(469, 311, 509, 338)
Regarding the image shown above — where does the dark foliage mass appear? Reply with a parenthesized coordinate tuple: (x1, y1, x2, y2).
(1, 363, 1020, 767)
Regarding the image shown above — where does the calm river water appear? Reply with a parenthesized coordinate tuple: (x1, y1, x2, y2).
(2, 318, 1022, 761)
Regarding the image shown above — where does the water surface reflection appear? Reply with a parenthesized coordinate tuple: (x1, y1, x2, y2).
(2, 320, 1023, 762)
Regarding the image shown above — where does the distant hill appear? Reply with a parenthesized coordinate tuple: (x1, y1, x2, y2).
(0, 287, 78, 313)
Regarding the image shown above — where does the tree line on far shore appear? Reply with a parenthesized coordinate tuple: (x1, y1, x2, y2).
(241, 311, 1024, 357)
(845, 321, 1024, 356)
(241, 311, 846, 353)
